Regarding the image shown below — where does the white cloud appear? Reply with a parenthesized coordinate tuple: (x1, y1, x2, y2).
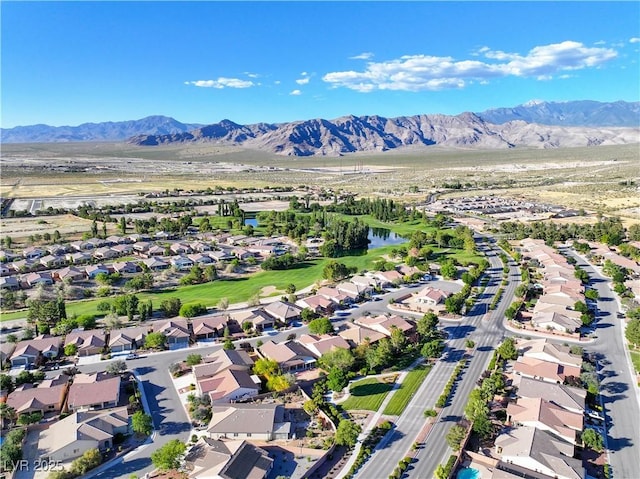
(296, 77, 310, 85)
(630, 37, 640, 43)
(290, 89, 302, 96)
(186, 77, 255, 89)
(274, 80, 281, 85)
(323, 41, 618, 92)
(244, 72, 260, 78)
(349, 52, 374, 60)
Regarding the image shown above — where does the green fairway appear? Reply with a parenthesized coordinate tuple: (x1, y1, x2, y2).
(383, 363, 432, 416)
(341, 377, 395, 411)
(0, 244, 400, 322)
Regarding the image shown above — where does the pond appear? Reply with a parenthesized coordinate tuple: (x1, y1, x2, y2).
(244, 217, 259, 227)
(367, 227, 407, 248)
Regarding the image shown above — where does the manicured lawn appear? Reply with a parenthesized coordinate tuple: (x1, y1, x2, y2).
(630, 351, 640, 374)
(383, 364, 432, 416)
(341, 377, 395, 411)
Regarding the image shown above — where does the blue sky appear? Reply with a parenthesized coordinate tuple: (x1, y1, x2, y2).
(2, 1, 639, 128)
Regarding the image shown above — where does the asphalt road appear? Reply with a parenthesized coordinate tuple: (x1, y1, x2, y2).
(561, 247, 640, 479)
(355, 239, 521, 479)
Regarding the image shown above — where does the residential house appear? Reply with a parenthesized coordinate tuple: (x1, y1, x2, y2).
(207, 403, 291, 441)
(112, 243, 134, 256)
(232, 247, 255, 261)
(507, 397, 583, 444)
(86, 238, 107, 249)
(518, 339, 582, 369)
(185, 438, 273, 479)
(336, 281, 371, 300)
(264, 301, 302, 326)
(188, 253, 215, 266)
(197, 368, 261, 404)
(190, 241, 212, 253)
(194, 349, 254, 382)
(22, 246, 46, 260)
(530, 311, 582, 334)
(108, 326, 148, 353)
(93, 247, 120, 260)
(494, 426, 584, 479)
(70, 240, 94, 252)
(0, 263, 11, 276)
(38, 407, 130, 462)
(350, 275, 380, 289)
(53, 266, 86, 283)
(231, 309, 275, 332)
(64, 330, 107, 357)
(133, 241, 151, 255)
(316, 286, 353, 306)
(142, 256, 169, 271)
(414, 286, 451, 307)
(515, 377, 586, 415)
(85, 264, 111, 279)
(66, 251, 92, 264)
(513, 357, 581, 384)
(295, 294, 334, 315)
(39, 254, 67, 269)
(170, 242, 193, 255)
(111, 261, 141, 274)
(338, 323, 386, 346)
(258, 340, 316, 372)
(10, 335, 61, 368)
(171, 255, 195, 271)
(24, 271, 53, 287)
(209, 249, 235, 262)
(106, 235, 128, 245)
(153, 319, 191, 349)
(296, 334, 351, 358)
(354, 314, 415, 338)
(374, 270, 404, 287)
(0, 276, 20, 290)
(67, 372, 121, 411)
(47, 245, 70, 256)
(192, 314, 229, 341)
(7, 375, 69, 416)
(0, 342, 16, 369)
(147, 245, 167, 257)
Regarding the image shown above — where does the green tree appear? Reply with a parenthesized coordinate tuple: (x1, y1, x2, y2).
(417, 312, 439, 341)
(497, 337, 518, 360)
(440, 260, 458, 280)
(335, 419, 361, 448)
(625, 319, 640, 348)
(64, 343, 78, 357)
(445, 424, 467, 451)
(581, 428, 604, 452)
(186, 354, 202, 366)
(160, 297, 182, 317)
(150, 439, 186, 471)
(421, 339, 444, 359)
(144, 332, 167, 350)
(318, 347, 355, 372)
(326, 368, 348, 392)
(322, 261, 350, 281)
(131, 411, 153, 436)
(0, 374, 14, 393)
(70, 448, 102, 475)
(253, 357, 280, 377)
(223, 338, 235, 350)
(389, 325, 406, 352)
(106, 360, 127, 375)
(308, 317, 333, 335)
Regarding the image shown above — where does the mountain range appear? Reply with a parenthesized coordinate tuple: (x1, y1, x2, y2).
(2, 100, 639, 156)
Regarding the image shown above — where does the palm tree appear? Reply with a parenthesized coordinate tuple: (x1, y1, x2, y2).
(0, 403, 16, 429)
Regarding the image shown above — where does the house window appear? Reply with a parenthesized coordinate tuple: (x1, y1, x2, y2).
(246, 433, 252, 437)
(233, 433, 238, 437)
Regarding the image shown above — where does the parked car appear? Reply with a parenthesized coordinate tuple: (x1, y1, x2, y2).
(126, 353, 139, 360)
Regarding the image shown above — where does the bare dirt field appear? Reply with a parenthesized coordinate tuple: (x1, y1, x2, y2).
(2, 142, 638, 224)
(1, 214, 95, 238)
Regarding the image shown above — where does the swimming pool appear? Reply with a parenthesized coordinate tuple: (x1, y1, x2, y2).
(457, 467, 481, 479)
